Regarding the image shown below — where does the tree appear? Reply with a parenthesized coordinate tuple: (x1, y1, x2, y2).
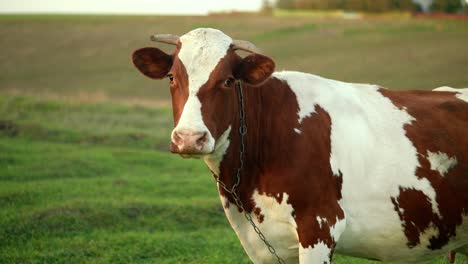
(276, 0, 295, 9)
(261, 0, 274, 14)
(431, 0, 463, 13)
(276, 0, 294, 9)
(365, 0, 393, 12)
(272, 0, 462, 13)
(343, 0, 367, 11)
(392, 0, 417, 11)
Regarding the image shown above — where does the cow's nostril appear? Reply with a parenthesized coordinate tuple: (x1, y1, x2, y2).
(196, 132, 208, 146)
(173, 131, 182, 145)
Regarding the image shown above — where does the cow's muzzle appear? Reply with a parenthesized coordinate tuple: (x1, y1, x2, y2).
(170, 129, 211, 156)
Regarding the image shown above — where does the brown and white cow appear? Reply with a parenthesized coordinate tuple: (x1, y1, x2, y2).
(132, 28, 468, 263)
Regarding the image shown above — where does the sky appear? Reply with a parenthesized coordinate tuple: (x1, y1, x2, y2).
(0, 0, 264, 15)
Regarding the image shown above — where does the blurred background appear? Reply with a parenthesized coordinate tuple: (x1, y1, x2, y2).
(0, 0, 467, 263)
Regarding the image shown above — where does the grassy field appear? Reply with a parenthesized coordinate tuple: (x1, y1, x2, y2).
(1, 14, 468, 263)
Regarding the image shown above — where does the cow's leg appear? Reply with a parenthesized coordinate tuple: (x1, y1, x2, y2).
(448, 250, 456, 263)
(296, 210, 346, 264)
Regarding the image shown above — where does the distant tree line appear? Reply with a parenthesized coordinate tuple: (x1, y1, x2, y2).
(273, 0, 466, 13)
(275, 0, 419, 12)
(431, 0, 466, 13)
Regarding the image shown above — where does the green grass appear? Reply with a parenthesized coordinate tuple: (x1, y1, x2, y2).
(0, 137, 248, 263)
(0, 96, 173, 150)
(1, 96, 467, 263)
(1, 14, 468, 263)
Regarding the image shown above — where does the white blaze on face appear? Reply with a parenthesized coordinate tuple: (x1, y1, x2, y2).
(172, 28, 233, 153)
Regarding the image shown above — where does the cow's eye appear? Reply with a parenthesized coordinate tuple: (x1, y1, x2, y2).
(167, 74, 174, 83)
(224, 78, 235, 88)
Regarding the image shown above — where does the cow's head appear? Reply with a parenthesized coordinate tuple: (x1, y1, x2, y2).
(132, 28, 275, 157)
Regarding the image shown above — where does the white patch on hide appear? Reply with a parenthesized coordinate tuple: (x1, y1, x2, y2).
(329, 216, 347, 243)
(316, 216, 327, 228)
(433, 86, 468, 103)
(426, 151, 457, 177)
(316, 215, 346, 243)
(204, 126, 231, 176)
(220, 191, 299, 263)
(299, 242, 331, 264)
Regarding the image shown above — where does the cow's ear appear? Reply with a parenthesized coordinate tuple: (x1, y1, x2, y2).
(235, 54, 275, 86)
(132, 47, 173, 79)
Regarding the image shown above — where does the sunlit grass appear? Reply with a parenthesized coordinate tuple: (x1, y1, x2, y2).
(0, 14, 467, 102)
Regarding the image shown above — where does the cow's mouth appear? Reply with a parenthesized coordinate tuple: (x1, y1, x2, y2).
(170, 142, 214, 158)
(179, 153, 205, 159)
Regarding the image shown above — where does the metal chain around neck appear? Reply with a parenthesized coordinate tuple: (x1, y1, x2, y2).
(214, 80, 286, 264)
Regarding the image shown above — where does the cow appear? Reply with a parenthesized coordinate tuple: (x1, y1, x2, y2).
(132, 28, 468, 263)
(432, 86, 468, 264)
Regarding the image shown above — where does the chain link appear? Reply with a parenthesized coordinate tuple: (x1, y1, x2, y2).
(214, 80, 286, 264)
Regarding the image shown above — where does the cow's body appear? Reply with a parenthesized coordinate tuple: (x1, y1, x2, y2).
(132, 28, 468, 263)
(208, 72, 468, 263)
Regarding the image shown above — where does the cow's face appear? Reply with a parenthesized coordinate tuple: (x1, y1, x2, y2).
(132, 28, 274, 157)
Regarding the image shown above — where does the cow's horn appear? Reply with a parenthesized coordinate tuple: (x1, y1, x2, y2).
(232, 39, 262, 54)
(150, 34, 180, 45)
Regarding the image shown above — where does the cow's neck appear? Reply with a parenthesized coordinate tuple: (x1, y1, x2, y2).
(205, 76, 299, 212)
